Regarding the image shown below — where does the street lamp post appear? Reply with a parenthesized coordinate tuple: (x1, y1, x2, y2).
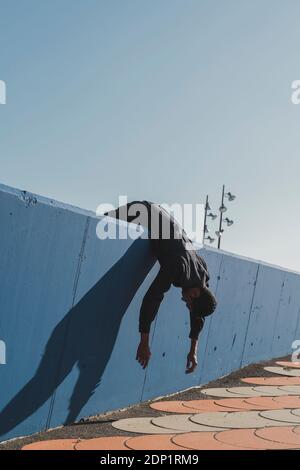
(215, 184, 236, 249)
(217, 184, 225, 249)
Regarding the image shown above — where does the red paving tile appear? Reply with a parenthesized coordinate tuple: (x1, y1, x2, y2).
(273, 396, 300, 408)
(256, 426, 300, 447)
(215, 428, 295, 450)
(241, 376, 300, 385)
(244, 396, 288, 409)
(293, 426, 300, 435)
(125, 434, 182, 450)
(182, 400, 242, 413)
(216, 398, 269, 411)
(75, 437, 129, 450)
(277, 361, 300, 369)
(150, 401, 202, 414)
(22, 439, 78, 450)
(172, 432, 249, 450)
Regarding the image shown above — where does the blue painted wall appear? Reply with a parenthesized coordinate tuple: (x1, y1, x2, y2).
(0, 183, 299, 441)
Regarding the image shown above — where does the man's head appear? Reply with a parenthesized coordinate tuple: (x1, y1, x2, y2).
(182, 286, 217, 318)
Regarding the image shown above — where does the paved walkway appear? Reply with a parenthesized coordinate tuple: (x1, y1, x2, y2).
(2, 356, 300, 450)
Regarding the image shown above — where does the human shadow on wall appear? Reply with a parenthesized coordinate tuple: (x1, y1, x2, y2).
(0, 238, 155, 437)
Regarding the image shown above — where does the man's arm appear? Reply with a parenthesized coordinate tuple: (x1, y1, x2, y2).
(197, 254, 210, 287)
(186, 314, 205, 374)
(189, 313, 205, 341)
(136, 267, 172, 369)
(139, 267, 172, 335)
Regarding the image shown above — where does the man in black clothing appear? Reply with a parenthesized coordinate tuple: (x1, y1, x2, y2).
(104, 201, 217, 374)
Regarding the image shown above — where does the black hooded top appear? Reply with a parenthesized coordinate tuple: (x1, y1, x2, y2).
(137, 202, 210, 340)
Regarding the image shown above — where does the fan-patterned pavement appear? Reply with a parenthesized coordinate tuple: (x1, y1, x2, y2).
(21, 359, 300, 450)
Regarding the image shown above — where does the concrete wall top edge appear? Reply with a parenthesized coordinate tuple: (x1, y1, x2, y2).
(201, 246, 300, 277)
(0, 181, 96, 219)
(1, 181, 298, 277)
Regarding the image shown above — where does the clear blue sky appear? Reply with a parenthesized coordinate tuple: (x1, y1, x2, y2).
(0, 0, 299, 271)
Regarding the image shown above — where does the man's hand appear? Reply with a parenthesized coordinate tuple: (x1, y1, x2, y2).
(186, 351, 198, 374)
(186, 338, 198, 374)
(136, 334, 151, 369)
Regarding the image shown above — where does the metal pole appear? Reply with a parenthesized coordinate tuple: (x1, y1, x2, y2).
(203, 195, 209, 244)
(218, 185, 225, 249)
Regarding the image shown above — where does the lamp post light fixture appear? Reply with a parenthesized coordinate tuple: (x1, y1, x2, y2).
(208, 212, 218, 221)
(224, 217, 234, 227)
(215, 184, 236, 249)
(215, 229, 224, 238)
(205, 235, 216, 244)
(225, 192, 236, 202)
